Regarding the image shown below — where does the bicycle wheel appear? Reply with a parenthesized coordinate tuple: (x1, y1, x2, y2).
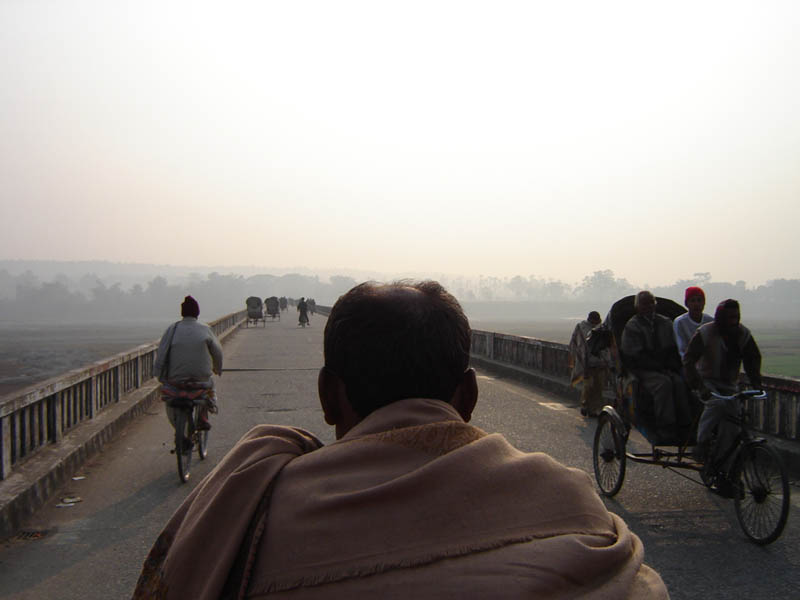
(732, 443, 790, 545)
(593, 413, 626, 497)
(174, 409, 192, 483)
(194, 405, 209, 460)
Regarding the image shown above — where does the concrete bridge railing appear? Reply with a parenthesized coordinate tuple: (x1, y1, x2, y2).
(471, 329, 800, 442)
(0, 310, 247, 480)
(4, 310, 794, 482)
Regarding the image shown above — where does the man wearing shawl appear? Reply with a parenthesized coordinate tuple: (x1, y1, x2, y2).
(569, 311, 610, 416)
(683, 299, 762, 471)
(621, 291, 691, 442)
(134, 281, 668, 599)
(297, 297, 310, 326)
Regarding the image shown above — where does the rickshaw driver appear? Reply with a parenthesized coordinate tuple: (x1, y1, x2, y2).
(683, 299, 762, 465)
(154, 296, 223, 431)
(621, 291, 692, 441)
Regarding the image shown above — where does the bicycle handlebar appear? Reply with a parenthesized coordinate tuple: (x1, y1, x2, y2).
(708, 389, 767, 401)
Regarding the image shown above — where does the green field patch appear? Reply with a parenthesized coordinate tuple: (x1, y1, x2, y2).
(761, 356, 800, 379)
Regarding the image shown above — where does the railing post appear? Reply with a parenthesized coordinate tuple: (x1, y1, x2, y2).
(135, 355, 142, 388)
(1, 415, 10, 480)
(88, 376, 96, 419)
(114, 366, 122, 403)
(53, 391, 63, 442)
(31, 403, 40, 449)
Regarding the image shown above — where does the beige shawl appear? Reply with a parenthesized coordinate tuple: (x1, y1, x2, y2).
(134, 399, 668, 599)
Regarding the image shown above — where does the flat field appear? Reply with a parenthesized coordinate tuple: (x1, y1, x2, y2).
(0, 320, 170, 398)
(0, 316, 797, 399)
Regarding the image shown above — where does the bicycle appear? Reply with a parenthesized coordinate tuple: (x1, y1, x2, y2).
(699, 390, 791, 544)
(164, 387, 214, 483)
(594, 388, 790, 545)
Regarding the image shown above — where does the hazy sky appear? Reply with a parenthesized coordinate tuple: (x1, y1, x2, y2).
(2, 1, 798, 287)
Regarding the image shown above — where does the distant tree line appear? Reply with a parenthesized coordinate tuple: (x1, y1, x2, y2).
(0, 267, 798, 322)
(0, 270, 358, 322)
(447, 270, 800, 319)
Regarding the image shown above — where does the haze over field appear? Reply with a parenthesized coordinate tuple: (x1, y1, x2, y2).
(1, 1, 799, 288)
(1, 260, 799, 392)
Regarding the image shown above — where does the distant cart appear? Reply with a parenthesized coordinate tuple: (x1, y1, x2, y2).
(265, 296, 280, 320)
(245, 296, 265, 327)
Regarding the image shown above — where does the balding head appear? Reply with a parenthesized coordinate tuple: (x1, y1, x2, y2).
(323, 280, 472, 418)
(634, 291, 656, 317)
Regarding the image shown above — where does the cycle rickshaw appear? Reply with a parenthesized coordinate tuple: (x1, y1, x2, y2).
(245, 296, 266, 327)
(265, 296, 280, 320)
(591, 295, 790, 545)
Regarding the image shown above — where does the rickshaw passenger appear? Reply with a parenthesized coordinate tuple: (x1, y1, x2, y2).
(621, 291, 691, 440)
(673, 286, 713, 359)
(683, 299, 762, 464)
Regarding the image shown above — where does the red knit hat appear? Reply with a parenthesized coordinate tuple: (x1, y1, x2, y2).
(684, 286, 705, 303)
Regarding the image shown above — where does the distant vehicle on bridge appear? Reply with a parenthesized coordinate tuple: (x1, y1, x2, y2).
(245, 296, 265, 327)
(265, 296, 280, 320)
(279, 296, 288, 312)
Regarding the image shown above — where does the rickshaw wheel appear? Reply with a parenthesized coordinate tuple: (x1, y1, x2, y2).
(593, 413, 626, 497)
(733, 443, 790, 545)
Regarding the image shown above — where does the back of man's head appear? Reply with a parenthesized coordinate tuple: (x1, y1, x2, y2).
(323, 280, 471, 418)
(634, 290, 655, 308)
(181, 295, 200, 318)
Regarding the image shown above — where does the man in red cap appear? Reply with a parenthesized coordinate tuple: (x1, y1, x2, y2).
(154, 295, 223, 431)
(672, 286, 713, 359)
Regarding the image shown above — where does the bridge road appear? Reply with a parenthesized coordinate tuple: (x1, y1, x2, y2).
(1, 313, 798, 599)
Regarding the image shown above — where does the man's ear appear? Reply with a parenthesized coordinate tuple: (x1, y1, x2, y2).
(318, 367, 360, 438)
(318, 367, 344, 426)
(450, 368, 478, 422)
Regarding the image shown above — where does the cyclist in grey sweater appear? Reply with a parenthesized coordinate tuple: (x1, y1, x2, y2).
(155, 296, 223, 430)
(155, 296, 223, 386)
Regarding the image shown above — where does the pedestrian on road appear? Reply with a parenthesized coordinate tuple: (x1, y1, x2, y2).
(569, 310, 610, 417)
(134, 281, 668, 600)
(297, 296, 310, 326)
